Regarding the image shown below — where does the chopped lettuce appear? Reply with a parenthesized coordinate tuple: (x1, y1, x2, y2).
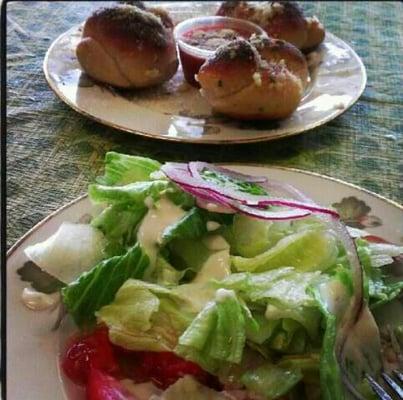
(215, 268, 321, 308)
(356, 238, 403, 308)
(24, 222, 106, 284)
(89, 180, 170, 206)
(153, 256, 186, 286)
(96, 152, 161, 186)
(161, 207, 233, 246)
(176, 289, 257, 374)
(311, 283, 345, 400)
(241, 363, 303, 399)
(232, 228, 338, 273)
(230, 215, 277, 257)
(54, 153, 403, 400)
(97, 279, 194, 352)
(91, 203, 147, 256)
(62, 243, 149, 328)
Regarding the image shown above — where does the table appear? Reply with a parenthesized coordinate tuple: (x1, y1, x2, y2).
(6, 1, 403, 248)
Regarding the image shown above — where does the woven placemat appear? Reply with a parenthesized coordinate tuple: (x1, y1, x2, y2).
(6, 1, 403, 248)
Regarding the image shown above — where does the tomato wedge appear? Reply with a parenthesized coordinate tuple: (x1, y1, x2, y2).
(62, 327, 119, 385)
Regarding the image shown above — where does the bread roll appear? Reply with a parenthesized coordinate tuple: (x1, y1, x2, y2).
(303, 15, 325, 51)
(217, 1, 325, 50)
(76, 5, 178, 88)
(249, 34, 308, 88)
(196, 39, 303, 120)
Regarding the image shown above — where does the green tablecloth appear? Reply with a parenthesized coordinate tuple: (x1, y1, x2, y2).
(6, 1, 403, 248)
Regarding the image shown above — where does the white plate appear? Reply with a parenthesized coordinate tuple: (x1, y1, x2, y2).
(43, 2, 366, 144)
(7, 166, 402, 399)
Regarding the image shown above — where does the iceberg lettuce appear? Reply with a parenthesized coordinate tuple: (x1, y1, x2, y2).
(176, 289, 257, 374)
(232, 228, 338, 273)
(241, 363, 302, 399)
(96, 152, 161, 186)
(97, 279, 194, 352)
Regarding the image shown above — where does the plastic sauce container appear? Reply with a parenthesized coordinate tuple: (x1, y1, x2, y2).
(174, 16, 267, 87)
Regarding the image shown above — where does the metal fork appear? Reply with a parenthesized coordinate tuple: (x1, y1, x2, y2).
(366, 370, 403, 399)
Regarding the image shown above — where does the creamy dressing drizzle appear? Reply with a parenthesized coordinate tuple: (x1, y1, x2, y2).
(193, 249, 231, 284)
(137, 197, 186, 271)
(21, 287, 60, 311)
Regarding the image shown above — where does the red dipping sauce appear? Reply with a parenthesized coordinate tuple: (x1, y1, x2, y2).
(174, 16, 267, 87)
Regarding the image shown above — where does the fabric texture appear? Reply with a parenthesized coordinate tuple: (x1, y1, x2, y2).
(6, 1, 403, 248)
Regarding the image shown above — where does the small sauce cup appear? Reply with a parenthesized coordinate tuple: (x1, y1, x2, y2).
(174, 16, 267, 87)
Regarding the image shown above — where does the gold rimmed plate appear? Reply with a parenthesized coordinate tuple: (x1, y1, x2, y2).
(43, 1, 366, 144)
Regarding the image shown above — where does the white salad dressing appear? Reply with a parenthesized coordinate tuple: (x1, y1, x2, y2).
(215, 288, 236, 303)
(206, 221, 221, 232)
(202, 235, 230, 251)
(21, 287, 60, 311)
(137, 197, 186, 269)
(193, 249, 231, 284)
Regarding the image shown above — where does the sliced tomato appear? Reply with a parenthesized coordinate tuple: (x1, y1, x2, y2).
(62, 326, 119, 385)
(86, 368, 136, 400)
(133, 351, 216, 389)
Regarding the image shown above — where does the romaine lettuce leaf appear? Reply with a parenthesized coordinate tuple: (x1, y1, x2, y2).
(91, 203, 147, 256)
(161, 207, 233, 246)
(241, 363, 302, 399)
(161, 207, 209, 245)
(232, 229, 338, 273)
(176, 289, 256, 374)
(96, 152, 161, 186)
(62, 243, 149, 328)
(97, 279, 194, 352)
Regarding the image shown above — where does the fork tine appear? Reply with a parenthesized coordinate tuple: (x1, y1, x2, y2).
(394, 370, 403, 384)
(382, 372, 403, 399)
(366, 374, 393, 400)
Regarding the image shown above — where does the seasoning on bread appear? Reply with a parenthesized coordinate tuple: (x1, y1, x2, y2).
(217, 1, 325, 51)
(76, 5, 178, 88)
(196, 39, 303, 120)
(249, 34, 308, 88)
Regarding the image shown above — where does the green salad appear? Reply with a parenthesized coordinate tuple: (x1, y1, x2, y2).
(24, 152, 403, 400)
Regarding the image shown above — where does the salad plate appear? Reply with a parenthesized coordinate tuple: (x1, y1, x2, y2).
(7, 162, 403, 400)
(43, 1, 366, 144)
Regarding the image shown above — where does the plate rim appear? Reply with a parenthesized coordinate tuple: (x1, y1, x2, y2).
(43, 23, 367, 145)
(7, 165, 401, 259)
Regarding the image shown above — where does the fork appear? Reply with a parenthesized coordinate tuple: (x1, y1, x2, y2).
(366, 370, 403, 399)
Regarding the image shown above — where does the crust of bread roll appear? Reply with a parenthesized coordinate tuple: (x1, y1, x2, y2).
(197, 40, 303, 120)
(302, 16, 326, 50)
(217, 1, 325, 51)
(76, 5, 178, 88)
(250, 34, 308, 88)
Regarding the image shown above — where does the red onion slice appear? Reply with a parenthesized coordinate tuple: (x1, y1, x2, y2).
(230, 202, 311, 220)
(188, 162, 268, 183)
(162, 162, 338, 218)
